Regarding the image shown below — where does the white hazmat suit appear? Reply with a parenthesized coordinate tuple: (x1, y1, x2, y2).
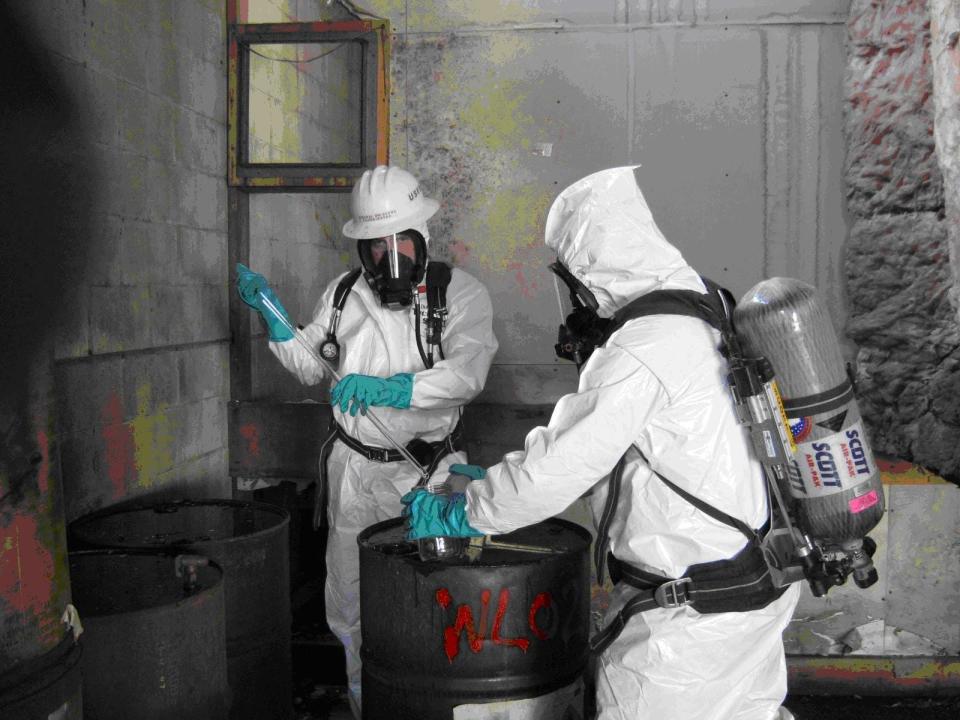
(271, 266, 498, 712)
(465, 167, 800, 720)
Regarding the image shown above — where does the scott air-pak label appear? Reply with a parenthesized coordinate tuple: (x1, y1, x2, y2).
(789, 419, 876, 498)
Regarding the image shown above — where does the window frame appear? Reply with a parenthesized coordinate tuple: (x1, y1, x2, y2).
(227, 18, 390, 190)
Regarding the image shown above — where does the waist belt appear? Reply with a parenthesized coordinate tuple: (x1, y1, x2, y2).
(590, 537, 787, 656)
(312, 419, 463, 530)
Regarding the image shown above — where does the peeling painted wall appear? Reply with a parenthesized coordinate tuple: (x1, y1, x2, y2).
(367, 0, 854, 403)
(241, 1, 853, 405)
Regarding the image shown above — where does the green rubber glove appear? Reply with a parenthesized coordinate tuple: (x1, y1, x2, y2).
(401, 488, 483, 540)
(331, 373, 413, 417)
(235, 263, 293, 342)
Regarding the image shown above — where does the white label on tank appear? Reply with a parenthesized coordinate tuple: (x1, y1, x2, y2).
(762, 429, 777, 458)
(792, 420, 876, 497)
(453, 679, 583, 719)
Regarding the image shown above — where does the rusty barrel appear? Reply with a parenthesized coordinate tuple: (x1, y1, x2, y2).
(359, 518, 591, 719)
(68, 499, 292, 720)
(1, 343, 81, 719)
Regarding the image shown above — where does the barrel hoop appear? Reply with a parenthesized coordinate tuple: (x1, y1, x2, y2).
(362, 658, 587, 698)
(0, 637, 82, 708)
(782, 380, 854, 417)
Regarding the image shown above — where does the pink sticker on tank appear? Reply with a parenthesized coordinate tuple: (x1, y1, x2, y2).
(849, 490, 879, 514)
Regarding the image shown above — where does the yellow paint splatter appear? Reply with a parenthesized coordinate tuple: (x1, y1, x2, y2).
(485, 33, 532, 66)
(473, 186, 552, 270)
(459, 79, 532, 152)
(131, 384, 175, 489)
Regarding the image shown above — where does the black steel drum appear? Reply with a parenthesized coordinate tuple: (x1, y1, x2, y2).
(359, 518, 591, 719)
(69, 499, 291, 720)
(69, 550, 228, 720)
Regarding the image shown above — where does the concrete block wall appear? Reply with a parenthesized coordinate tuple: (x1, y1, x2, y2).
(13, 0, 232, 522)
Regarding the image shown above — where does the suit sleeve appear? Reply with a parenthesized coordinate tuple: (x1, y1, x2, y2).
(465, 343, 668, 535)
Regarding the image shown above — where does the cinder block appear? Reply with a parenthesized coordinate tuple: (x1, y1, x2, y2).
(149, 284, 199, 346)
(105, 150, 149, 222)
(87, 68, 120, 148)
(54, 356, 125, 436)
(121, 351, 180, 419)
(82, 212, 124, 287)
(172, 399, 207, 460)
(180, 52, 223, 121)
(112, 7, 149, 88)
(144, 160, 176, 224)
(144, 3, 180, 103)
(146, 94, 177, 164)
(194, 172, 226, 231)
(179, 227, 227, 284)
(53, 283, 91, 361)
(198, 284, 230, 342)
(90, 285, 152, 353)
(116, 79, 148, 154)
(173, 0, 208, 63)
(177, 342, 229, 403)
(120, 219, 176, 285)
(176, 108, 225, 175)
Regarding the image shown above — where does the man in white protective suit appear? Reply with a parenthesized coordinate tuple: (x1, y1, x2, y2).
(403, 166, 800, 720)
(235, 165, 498, 718)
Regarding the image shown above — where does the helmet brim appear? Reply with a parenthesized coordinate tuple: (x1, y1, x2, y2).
(342, 197, 440, 239)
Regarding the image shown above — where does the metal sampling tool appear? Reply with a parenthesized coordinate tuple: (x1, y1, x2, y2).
(257, 292, 430, 484)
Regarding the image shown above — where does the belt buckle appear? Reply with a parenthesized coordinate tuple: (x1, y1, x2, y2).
(654, 577, 692, 608)
(371, 448, 390, 462)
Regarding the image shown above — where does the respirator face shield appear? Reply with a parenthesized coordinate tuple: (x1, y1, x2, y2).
(548, 261, 609, 368)
(358, 230, 427, 308)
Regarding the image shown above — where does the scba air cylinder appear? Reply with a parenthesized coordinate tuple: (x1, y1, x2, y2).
(733, 278, 884, 587)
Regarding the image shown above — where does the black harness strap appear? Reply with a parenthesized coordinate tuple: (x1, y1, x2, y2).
(589, 279, 785, 656)
(334, 268, 364, 310)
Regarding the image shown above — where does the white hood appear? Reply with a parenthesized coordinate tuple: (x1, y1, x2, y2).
(544, 166, 704, 317)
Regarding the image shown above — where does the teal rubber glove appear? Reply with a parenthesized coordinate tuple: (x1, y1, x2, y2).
(401, 488, 483, 540)
(448, 464, 485, 480)
(235, 263, 294, 342)
(445, 464, 486, 494)
(331, 373, 413, 417)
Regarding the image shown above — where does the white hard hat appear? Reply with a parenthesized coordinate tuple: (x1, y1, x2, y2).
(342, 166, 440, 239)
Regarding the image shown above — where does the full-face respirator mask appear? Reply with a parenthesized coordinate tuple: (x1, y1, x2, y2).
(358, 230, 428, 309)
(549, 261, 610, 369)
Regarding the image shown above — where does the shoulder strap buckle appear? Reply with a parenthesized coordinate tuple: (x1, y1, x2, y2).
(654, 577, 692, 608)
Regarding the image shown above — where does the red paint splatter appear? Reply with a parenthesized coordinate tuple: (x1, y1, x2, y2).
(0, 514, 54, 614)
(240, 423, 261, 457)
(528, 591, 552, 641)
(491, 589, 530, 653)
(35, 431, 50, 495)
(101, 392, 135, 499)
(435, 587, 452, 609)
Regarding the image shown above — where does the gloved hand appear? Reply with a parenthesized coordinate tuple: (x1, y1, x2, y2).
(444, 463, 486, 494)
(235, 263, 294, 342)
(401, 488, 484, 540)
(331, 373, 413, 417)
